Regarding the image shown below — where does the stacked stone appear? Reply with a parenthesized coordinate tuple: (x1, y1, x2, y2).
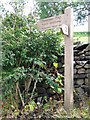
(74, 43, 90, 99)
(28, 80, 62, 104)
(58, 55, 64, 75)
(57, 43, 90, 100)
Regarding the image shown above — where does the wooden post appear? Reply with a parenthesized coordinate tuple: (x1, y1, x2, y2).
(64, 7, 73, 111)
(36, 7, 74, 111)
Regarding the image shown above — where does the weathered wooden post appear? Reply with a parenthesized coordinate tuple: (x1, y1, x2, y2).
(36, 7, 74, 111)
(64, 7, 73, 111)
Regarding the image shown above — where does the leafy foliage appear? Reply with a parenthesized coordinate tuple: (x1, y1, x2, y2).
(34, 1, 90, 24)
(2, 7, 64, 113)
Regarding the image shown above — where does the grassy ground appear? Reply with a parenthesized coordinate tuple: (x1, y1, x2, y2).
(73, 32, 90, 43)
(2, 99, 90, 119)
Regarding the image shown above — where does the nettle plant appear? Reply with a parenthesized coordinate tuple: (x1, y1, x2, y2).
(2, 11, 64, 110)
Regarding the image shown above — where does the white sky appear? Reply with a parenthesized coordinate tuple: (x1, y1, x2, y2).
(74, 22, 88, 32)
(0, 0, 35, 15)
(0, 0, 88, 32)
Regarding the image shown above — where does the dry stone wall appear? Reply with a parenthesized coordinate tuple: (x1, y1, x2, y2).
(74, 43, 90, 100)
(58, 43, 90, 101)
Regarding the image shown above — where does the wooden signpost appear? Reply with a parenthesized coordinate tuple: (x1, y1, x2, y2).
(36, 7, 73, 111)
(36, 14, 65, 31)
(64, 8, 73, 111)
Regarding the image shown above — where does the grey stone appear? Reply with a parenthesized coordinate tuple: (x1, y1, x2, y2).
(74, 69, 77, 74)
(37, 87, 46, 94)
(37, 97, 42, 103)
(82, 56, 90, 61)
(80, 54, 85, 57)
(86, 69, 90, 74)
(60, 67, 64, 73)
(75, 65, 82, 69)
(75, 61, 87, 65)
(75, 87, 84, 95)
(84, 44, 90, 52)
(74, 56, 80, 60)
(74, 73, 87, 79)
(78, 68, 85, 74)
(84, 64, 90, 69)
(61, 56, 64, 64)
(47, 88, 55, 95)
(58, 62, 62, 68)
(85, 52, 90, 56)
(77, 79, 84, 85)
(42, 83, 49, 89)
(78, 51, 84, 55)
(85, 78, 88, 86)
(87, 73, 90, 78)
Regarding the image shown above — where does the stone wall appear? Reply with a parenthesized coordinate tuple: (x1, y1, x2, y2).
(58, 43, 90, 101)
(74, 43, 90, 101)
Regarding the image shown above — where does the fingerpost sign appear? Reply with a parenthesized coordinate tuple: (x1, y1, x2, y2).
(36, 7, 73, 111)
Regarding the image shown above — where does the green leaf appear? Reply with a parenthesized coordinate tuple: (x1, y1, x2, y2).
(57, 88, 62, 93)
(53, 62, 58, 68)
(29, 104, 34, 112)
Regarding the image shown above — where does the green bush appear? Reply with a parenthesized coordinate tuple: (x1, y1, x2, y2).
(2, 12, 64, 111)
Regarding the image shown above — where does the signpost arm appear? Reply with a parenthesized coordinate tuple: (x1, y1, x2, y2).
(64, 7, 73, 111)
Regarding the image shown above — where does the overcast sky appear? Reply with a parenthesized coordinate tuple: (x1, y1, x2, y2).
(0, 0, 35, 15)
(0, 0, 88, 32)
